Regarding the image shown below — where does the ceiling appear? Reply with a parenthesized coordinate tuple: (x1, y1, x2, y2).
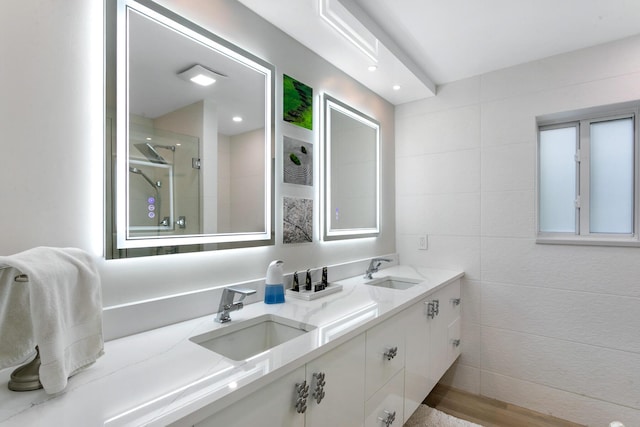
(238, 0, 640, 105)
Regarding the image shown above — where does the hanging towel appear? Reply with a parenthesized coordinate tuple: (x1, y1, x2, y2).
(0, 247, 103, 394)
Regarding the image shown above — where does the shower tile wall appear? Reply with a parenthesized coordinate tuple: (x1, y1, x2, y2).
(395, 35, 640, 426)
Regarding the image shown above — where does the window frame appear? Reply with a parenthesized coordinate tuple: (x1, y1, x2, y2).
(536, 103, 640, 247)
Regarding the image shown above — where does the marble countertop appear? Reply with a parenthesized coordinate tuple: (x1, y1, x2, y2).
(0, 266, 463, 427)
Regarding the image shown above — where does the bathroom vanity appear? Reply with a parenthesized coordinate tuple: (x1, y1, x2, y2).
(0, 266, 462, 426)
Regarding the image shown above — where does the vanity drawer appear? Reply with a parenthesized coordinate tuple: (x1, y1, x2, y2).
(447, 316, 461, 362)
(365, 368, 405, 427)
(365, 312, 405, 399)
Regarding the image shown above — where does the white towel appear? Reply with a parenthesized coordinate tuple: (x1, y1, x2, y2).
(0, 247, 104, 394)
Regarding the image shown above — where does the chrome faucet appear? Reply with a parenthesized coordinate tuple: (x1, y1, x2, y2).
(215, 287, 257, 323)
(364, 257, 392, 279)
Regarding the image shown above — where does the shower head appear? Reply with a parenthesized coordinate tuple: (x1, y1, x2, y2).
(134, 142, 168, 164)
(153, 144, 176, 152)
(129, 166, 160, 191)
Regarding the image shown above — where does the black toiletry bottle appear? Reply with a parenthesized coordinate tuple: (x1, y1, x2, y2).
(305, 269, 312, 291)
(292, 271, 300, 292)
(321, 267, 328, 289)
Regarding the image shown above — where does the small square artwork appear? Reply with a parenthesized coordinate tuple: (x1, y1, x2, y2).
(283, 136, 313, 186)
(283, 197, 313, 244)
(283, 74, 313, 130)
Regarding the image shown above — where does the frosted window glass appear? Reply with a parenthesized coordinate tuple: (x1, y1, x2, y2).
(539, 127, 577, 233)
(590, 118, 634, 234)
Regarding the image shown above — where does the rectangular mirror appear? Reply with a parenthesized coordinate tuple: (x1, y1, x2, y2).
(322, 94, 380, 240)
(106, 0, 275, 258)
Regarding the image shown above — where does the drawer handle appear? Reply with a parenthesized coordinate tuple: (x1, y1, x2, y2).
(383, 346, 398, 361)
(294, 380, 309, 414)
(451, 298, 461, 306)
(451, 339, 461, 347)
(425, 300, 440, 319)
(312, 372, 326, 404)
(378, 409, 396, 426)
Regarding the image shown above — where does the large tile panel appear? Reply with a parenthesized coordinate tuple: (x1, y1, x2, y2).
(481, 190, 535, 237)
(481, 327, 640, 409)
(482, 237, 640, 298)
(481, 370, 640, 426)
(482, 281, 640, 353)
(396, 104, 480, 158)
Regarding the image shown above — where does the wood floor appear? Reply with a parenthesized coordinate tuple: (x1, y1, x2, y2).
(424, 384, 586, 427)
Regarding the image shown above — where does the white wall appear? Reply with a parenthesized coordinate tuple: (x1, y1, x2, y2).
(396, 35, 640, 426)
(1, 0, 394, 310)
(229, 129, 264, 232)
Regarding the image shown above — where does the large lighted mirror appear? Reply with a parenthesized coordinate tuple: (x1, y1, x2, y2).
(322, 94, 380, 240)
(106, 0, 274, 258)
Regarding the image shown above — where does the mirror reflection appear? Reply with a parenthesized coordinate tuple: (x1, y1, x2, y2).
(108, 0, 274, 257)
(323, 94, 380, 240)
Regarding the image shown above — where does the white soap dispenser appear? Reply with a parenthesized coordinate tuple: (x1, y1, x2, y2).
(264, 260, 285, 304)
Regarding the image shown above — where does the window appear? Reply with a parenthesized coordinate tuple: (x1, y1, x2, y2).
(537, 103, 639, 246)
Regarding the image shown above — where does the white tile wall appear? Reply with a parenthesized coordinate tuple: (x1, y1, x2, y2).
(396, 105, 481, 157)
(396, 34, 640, 425)
(482, 282, 640, 353)
(480, 371, 640, 427)
(482, 237, 640, 297)
(481, 143, 535, 192)
(480, 190, 535, 237)
(481, 328, 640, 409)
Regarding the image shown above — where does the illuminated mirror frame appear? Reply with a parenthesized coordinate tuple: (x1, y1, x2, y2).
(322, 94, 380, 241)
(114, 0, 274, 250)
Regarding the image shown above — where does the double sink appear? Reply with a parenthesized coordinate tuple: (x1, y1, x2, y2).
(190, 275, 421, 361)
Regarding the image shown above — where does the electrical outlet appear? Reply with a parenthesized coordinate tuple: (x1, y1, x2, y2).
(418, 234, 428, 250)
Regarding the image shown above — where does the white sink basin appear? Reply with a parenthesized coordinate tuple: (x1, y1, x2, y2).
(365, 276, 422, 290)
(191, 314, 316, 361)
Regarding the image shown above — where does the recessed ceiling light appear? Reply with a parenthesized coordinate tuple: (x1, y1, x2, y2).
(368, 65, 377, 72)
(392, 85, 401, 91)
(177, 64, 222, 87)
(190, 74, 215, 86)
(232, 116, 243, 122)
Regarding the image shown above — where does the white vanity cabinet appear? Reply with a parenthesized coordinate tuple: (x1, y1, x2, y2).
(305, 334, 366, 427)
(364, 312, 407, 426)
(193, 366, 306, 427)
(193, 335, 365, 427)
(365, 312, 405, 399)
(404, 279, 461, 419)
(365, 368, 404, 427)
(189, 278, 461, 427)
(428, 279, 461, 386)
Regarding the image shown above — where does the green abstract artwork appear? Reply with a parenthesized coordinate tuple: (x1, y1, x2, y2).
(283, 74, 313, 130)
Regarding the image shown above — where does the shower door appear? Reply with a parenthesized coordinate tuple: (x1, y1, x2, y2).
(128, 124, 200, 238)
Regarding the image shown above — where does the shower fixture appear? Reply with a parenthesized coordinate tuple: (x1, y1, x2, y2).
(134, 143, 168, 164)
(129, 166, 161, 190)
(152, 144, 176, 152)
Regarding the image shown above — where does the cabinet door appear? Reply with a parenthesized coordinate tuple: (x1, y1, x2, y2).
(365, 313, 405, 399)
(305, 334, 366, 427)
(403, 299, 432, 419)
(447, 317, 461, 362)
(404, 279, 462, 420)
(428, 280, 461, 387)
(195, 366, 306, 427)
(365, 368, 405, 427)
